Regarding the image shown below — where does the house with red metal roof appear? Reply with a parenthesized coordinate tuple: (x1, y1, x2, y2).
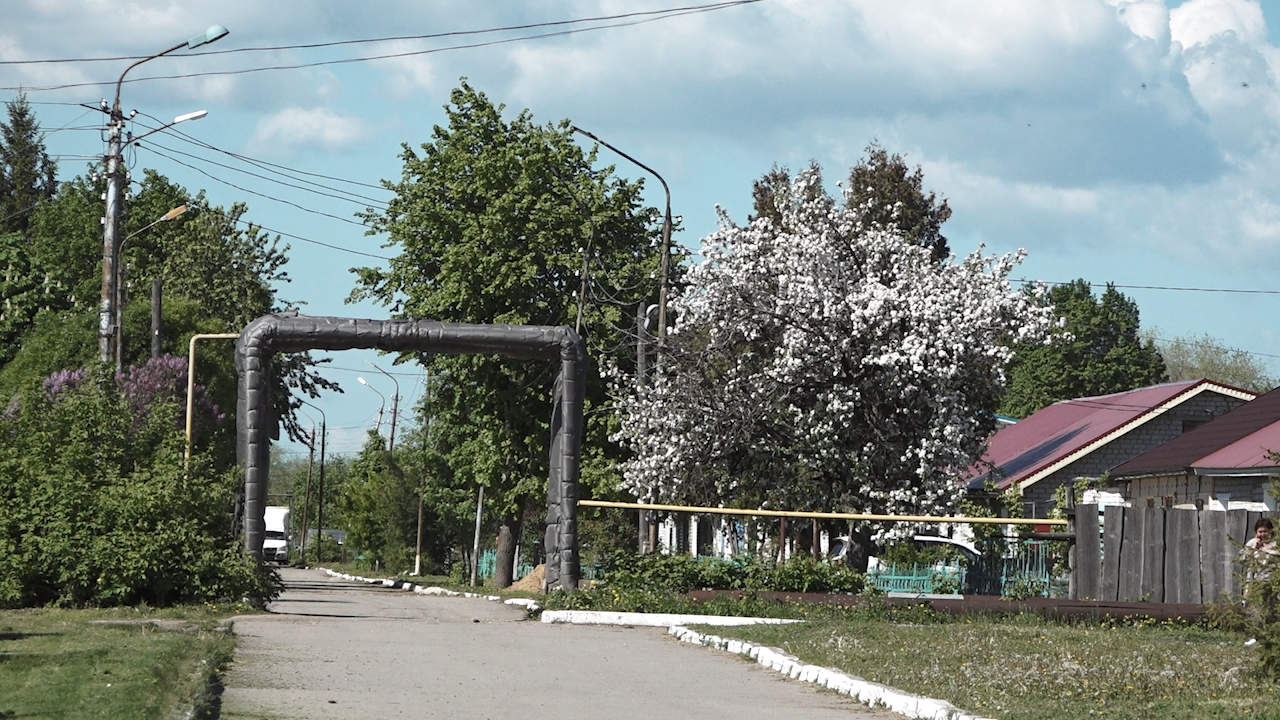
(1109, 385, 1280, 510)
(967, 380, 1255, 517)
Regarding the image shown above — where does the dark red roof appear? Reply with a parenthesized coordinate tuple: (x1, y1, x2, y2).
(969, 380, 1243, 490)
(1111, 385, 1280, 478)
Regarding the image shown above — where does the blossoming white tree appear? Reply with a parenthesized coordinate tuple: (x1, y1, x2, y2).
(614, 169, 1056, 552)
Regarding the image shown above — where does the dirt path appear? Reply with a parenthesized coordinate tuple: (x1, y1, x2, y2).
(220, 567, 901, 720)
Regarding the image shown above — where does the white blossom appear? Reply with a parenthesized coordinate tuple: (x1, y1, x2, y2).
(612, 170, 1056, 539)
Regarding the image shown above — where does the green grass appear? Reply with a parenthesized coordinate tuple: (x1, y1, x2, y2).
(0, 605, 242, 720)
(704, 613, 1280, 720)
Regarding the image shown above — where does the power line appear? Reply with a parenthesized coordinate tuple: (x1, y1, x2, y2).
(316, 362, 423, 377)
(141, 115, 392, 194)
(141, 136, 388, 210)
(136, 142, 369, 228)
(2, 2, 763, 93)
(1150, 334, 1280, 361)
(204, 208, 391, 260)
(0, 2, 761, 65)
(1013, 278, 1280, 296)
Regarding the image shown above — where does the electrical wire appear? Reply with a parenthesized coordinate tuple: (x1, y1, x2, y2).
(1013, 278, 1280, 296)
(2, 2, 764, 93)
(141, 136, 388, 210)
(200, 208, 391, 260)
(137, 113, 392, 195)
(0, 2, 762, 66)
(136, 142, 369, 227)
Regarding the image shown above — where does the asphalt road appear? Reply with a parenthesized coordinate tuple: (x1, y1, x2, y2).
(220, 567, 902, 720)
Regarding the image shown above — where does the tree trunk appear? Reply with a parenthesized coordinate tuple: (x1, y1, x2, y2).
(846, 525, 874, 573)
(494, 514, 522, 589)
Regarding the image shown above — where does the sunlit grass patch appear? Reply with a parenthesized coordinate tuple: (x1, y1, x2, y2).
(708, 615, 1280, 720)
(0, 606, 239, 720)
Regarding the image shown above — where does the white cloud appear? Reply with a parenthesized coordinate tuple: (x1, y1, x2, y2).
(1170, 0, 1268, 46)
(248, 106, 368, 154)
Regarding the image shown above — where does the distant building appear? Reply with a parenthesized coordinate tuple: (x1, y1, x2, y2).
(1110, 386, 1280, 511)
(967, 380, 1254, 517)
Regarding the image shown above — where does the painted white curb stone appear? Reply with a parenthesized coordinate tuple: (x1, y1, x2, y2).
(540, 610, 800, 627)
(316, 568, 986, 720)
(668, 625, 993, 720)
(318, 568, 543, 612)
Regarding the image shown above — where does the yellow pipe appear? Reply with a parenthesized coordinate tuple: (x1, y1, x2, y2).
(577, 499, 1068, 526)
(185, 333, 240, 466)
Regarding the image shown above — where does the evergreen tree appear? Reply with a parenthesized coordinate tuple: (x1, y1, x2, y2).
(0, 93, 57, 234)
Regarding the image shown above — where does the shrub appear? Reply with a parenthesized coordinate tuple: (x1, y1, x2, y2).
(0, 367, 276, 608)
(596, 552, 863, 594)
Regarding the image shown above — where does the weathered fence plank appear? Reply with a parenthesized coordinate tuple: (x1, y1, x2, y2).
(1170, 509, 1201, 604)
(1164, 509, 1184, 604)
(1101, 506, 1122, 602)
(1226, 509, 1250, 598)
(1200, 510, 1227, 603)
(1075, 504, 1101, 600)
(1117, 506, 1145, 602)
(1141, 506, 1165, 603)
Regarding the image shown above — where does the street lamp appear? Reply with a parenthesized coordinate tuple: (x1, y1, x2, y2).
(298, 398, 326, 563)
(364, 360, 400, 452)
(571, 126, 672, 555)
(357, 377, 386, 434)
(99, 25, 229, 364)
(570, 126, 673, 348)
(115, 204, 187, 370)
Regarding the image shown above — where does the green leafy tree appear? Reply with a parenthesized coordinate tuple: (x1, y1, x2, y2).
(337, 431, 422, 571)
(0, 92, 57, 234)
(350, 82, 664, 586)
(751, 142, 951, 261)
(1000, 280, 1167, 418)
(0, 162, 339, 442)
(1146, 329, 1275, 393)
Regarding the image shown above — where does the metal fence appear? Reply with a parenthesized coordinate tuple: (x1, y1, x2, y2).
(868, 540, 1056, 597)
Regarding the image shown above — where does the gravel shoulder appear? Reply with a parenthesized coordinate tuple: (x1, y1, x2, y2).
(220, 567, 900, 720)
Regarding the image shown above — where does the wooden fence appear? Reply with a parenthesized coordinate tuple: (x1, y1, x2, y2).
(1072, 504, 1271, 604)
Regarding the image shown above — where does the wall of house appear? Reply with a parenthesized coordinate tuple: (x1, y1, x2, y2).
(1125, 473, 1270, 508)
(1019, 391, 1246, 517)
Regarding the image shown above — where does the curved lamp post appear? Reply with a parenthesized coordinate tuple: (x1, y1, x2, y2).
(100, 25, 229, 363)
(571, 126, 673, 555)
(298, 398, 326, 562)
(570, 126, 673, 348)
(115, 204, 187, 371)
(357, 376, 386, 434)
(364, 360, 400, 451)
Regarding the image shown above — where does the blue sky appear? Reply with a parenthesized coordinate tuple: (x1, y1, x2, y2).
(2, 0, 1280, 458)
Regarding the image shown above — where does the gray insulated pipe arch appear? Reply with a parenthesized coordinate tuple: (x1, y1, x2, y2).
(235, 314, 585, 591)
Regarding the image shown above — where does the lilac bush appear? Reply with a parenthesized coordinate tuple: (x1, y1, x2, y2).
(26, 356, 225, 441)
(115, 354, 225, 440)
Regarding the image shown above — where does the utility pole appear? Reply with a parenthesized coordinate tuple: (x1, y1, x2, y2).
(636, 302, 650, 554)
(300, 420, 315, 561)
(414, 369, 431, 576)
(99, 111, 124, 364)
(316, 418, 327, 562)
(300, 398, 327, 564)
(98, 25, 228, 364)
